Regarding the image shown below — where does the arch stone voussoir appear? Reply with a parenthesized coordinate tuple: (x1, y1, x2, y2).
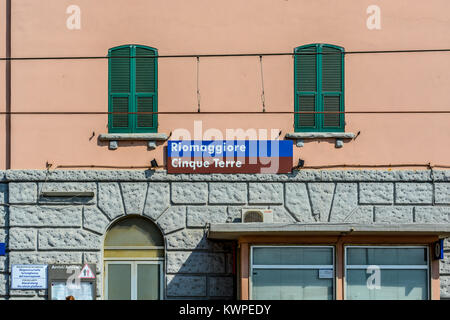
(98, 182, 126, 220)
(83, 206, 111, 234)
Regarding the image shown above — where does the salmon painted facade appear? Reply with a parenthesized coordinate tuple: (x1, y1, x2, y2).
(0, 0, 449, 300)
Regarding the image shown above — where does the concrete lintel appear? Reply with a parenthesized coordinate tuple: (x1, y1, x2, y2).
(207, 223, 450, 240)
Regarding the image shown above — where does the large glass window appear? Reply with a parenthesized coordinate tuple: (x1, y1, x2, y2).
(251, 246, 334, 300)
(345, 246, 429, 300)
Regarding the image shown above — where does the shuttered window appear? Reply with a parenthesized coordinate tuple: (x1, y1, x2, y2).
(294, 44, 344, 132)
(108, 45, 158, 133)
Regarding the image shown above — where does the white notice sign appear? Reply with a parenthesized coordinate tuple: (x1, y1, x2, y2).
(11, 264, 48, 289)
(318, 269, 333, 279)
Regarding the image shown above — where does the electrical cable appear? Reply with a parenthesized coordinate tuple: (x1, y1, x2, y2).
(2, 48, 450, 61)
(0, 110, 449, 115)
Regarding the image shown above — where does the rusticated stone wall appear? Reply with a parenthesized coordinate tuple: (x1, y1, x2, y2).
(0, 169, 448, 300)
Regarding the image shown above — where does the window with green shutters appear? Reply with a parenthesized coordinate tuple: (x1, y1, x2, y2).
(108, 45, 158, 133)
(294, 44, 344, 132)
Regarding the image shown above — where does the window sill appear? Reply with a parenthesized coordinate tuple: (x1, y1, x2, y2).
(285, 132, 356, 148)
(99, 133, 169, 150)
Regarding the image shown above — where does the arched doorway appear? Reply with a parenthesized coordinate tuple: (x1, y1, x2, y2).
(103, 215, 164, 300)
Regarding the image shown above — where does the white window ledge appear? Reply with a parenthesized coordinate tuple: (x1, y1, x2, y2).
(285, 132, 356, 148)
(285, 132, 356, 139)
(99, 133, 169, 150)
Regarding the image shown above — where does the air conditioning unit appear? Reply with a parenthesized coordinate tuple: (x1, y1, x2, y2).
(241, 208, 273, 223)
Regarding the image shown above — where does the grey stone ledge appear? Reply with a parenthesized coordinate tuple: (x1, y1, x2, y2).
(208, 223, 450, 240)
(98, 133, 169, 141)
(4, 169, 449, 182)
(285, 132, 356, 139)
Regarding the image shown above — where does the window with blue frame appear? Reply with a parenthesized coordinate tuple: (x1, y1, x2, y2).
(294, 44, 344, 132)
(108, 45, 158, 133)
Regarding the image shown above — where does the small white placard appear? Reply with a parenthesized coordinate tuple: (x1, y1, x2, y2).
(11, 264, 48, 289)
(319, 269, 333, 279)
(51, 281, 94, 300)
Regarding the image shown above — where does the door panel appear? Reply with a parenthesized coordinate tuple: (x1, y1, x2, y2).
(107, 264, 132, 300)
(137, 264, 160, 300)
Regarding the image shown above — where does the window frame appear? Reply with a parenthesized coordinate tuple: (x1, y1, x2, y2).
(104, 260, 164, 300)
(249, 245, 336, 300)
(294, 43, 345, 132)
(344, 245, 430, 300)
(108, 44, 158, 134)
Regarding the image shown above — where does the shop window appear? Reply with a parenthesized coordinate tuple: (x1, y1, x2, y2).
(294, 44, 344, 132)
(104, 216, 164, 300)
(345, 246, 429, 300)
(108, 45, 158, 133)
(250, 246, 335, 300)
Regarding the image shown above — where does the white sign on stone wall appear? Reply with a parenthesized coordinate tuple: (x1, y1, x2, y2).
(11, 264, 48, 289)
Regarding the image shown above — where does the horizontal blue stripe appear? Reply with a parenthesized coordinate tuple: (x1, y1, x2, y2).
(168, 140, 293, 158)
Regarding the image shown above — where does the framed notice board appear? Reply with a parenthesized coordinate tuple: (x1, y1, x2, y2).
(48, 264, 97, 300)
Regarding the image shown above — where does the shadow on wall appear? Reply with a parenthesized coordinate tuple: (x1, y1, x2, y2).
(165, 232, 236, 300)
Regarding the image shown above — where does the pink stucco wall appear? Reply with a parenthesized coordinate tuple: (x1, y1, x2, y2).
(0, 0, 7, 170)
(2, 0, 450, 169)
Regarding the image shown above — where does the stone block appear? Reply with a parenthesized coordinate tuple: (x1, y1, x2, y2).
(9, 206, 81, 227)
(0, 275, 7, 296)
(440, 253, 450, 274)
(83, 206, 110, 234)
(9, 252, 82, 267)
(143, 183, 170, 220)
(435, 183, 450, 204)
(208, 276, 233, 297)
(120, 183, 147, 215)
(374, 206, 413, 223)
(9, 183, 37, 204)
(172, 183, 208, 204)
(249, 183, 283, 204)
(0, 184, 7, 204)
(0, 256, 6, 272)
(270, 206, 296, 223)
(166, 229, 227, 251)
(329, 183, 358, 222)
(308, 183, 335, 222)
(98, 183, 125, 220)
(9, 228, 36, 250)
(167, 252, 225, 274)
(38, 229, 101, 250)
(395, 183, 433, 204)
(359, 183, 394, 204)
(166, 275, 206, 297)
(0, 206, 7, 227)
(415, 207, 450, 223)
(187, 206, 227, 227)
(209, 183, 247, 204)
(441, 275, 450, 298)
(156, 206, 186, 234)
(285, 183, 312, 222)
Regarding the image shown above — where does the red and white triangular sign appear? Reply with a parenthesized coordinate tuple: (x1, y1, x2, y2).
(78, 264, 95, 279)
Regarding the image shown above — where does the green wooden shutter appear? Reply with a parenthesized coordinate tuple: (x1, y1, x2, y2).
(321, 45, 344, 130)
(134, 46, 157, 133)
(294, 44, 344, 132)
(294, 45, 318, 131)
(109, 46, 132, 132)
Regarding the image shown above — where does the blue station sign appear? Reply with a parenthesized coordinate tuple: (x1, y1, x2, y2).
(167, 140, 293, 174)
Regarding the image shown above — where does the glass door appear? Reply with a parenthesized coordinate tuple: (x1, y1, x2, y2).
(105, 261, 163, 300)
